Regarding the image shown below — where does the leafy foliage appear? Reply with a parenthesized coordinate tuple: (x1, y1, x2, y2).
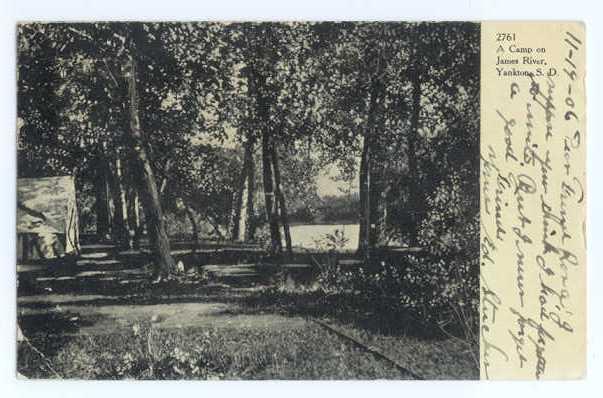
(17, 22, 480, 354)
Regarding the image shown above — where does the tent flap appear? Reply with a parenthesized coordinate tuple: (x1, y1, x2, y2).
(17, 176, 80, 260)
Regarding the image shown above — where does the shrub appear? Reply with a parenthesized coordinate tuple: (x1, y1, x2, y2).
(315, 253, 477, 361)
(418, 172, 479, 258)
(312, 229, 350, 253)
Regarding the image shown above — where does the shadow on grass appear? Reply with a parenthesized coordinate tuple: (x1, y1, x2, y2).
(228, 288, 446, 340)
(18, 243, 451, 342)
(18, 311, 111, 366)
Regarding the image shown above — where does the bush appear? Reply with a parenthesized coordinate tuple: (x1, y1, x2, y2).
(418, 172, 479, 258)
(314, 172, 479, 364)
(318, 194, 359, 223)
(315, 253, 477, 362)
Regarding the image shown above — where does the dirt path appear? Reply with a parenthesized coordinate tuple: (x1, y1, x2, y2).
(18, 246, 313, 338)
(17, 245, 477, 379)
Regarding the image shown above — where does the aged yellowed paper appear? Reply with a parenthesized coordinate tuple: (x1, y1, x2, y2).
(480, 21, 586, 379)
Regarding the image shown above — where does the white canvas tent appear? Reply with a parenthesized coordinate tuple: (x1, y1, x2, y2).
(17, 176, 80, 262)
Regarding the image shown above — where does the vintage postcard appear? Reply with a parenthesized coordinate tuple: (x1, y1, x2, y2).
(15, 21, 585, 380)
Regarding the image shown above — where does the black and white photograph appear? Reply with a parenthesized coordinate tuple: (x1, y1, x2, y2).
(15, 21, 480, 380)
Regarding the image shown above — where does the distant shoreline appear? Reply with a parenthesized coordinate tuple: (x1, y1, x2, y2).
(288, 221, 359, 227)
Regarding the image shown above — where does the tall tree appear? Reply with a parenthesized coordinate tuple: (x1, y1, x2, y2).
(271, 142, 292, 255)
(229, 132, 255, 242)
(397, 22, 480, 245)
(123, 45, 175, 276)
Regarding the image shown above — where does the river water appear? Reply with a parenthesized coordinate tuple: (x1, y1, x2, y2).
(289, 224, 359, 251)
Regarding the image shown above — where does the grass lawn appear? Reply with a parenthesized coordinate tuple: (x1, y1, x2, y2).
(18, 323, 409, 380)
(17, 244, 478, 380)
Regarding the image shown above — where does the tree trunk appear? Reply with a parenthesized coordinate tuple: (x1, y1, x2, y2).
(184, 205, 199, 252)
(158, 159, 172, 199)
(108, 155, 130, 248)
(230, 140, 254, 241)
(358, 134, 371, 258)
(238, 178, 249, 242)
(244, 145, 257, 242)
(357, 78, 381, 258)
(407, 69, 421, 246)
(271, 143, 292, 256)
(369, 114, 389, 248)
(261, 129, 282, 256)
(126, 186, 141, 249)
(125, 54, 175, 278)
(229, 190, 243, 241)
(94, 158, 112, 242)
(369, 173, 389, 248)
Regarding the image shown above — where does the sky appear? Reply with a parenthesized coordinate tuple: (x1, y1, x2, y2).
(194, 125, 360, 198)
(316, 163, 358, 198)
